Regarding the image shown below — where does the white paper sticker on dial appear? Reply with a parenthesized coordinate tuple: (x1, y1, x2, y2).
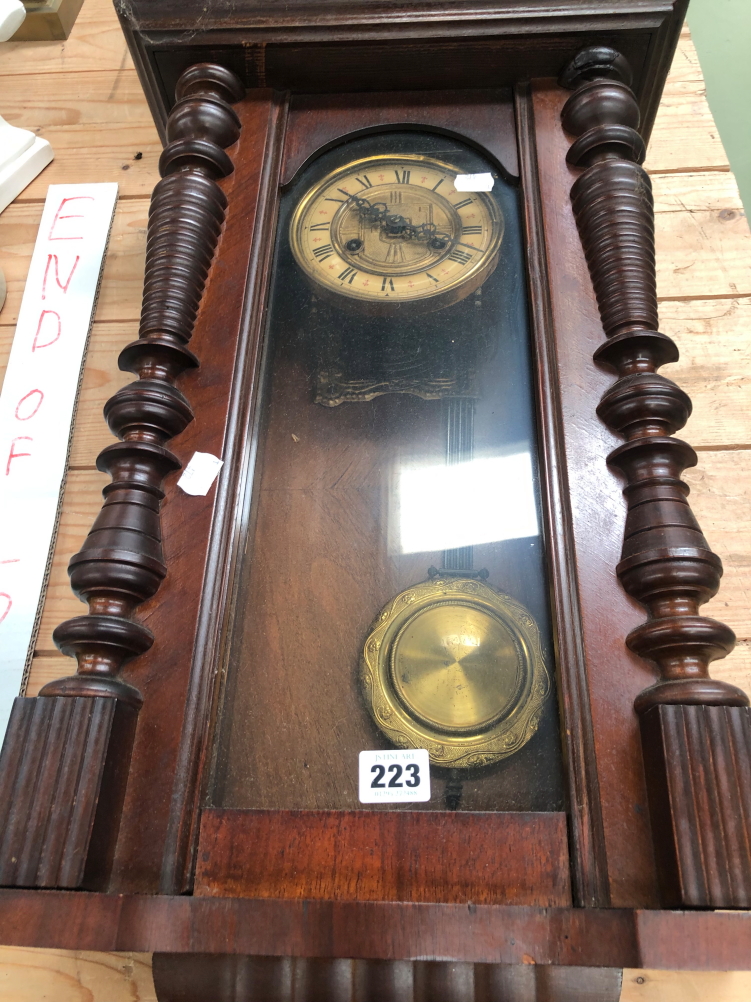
(358, 748, 431, 803)
(455, 172, 494, 191)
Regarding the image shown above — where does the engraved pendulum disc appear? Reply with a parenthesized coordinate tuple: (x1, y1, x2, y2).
(391, 602, 522, 734)
(361, 577, 551, 768)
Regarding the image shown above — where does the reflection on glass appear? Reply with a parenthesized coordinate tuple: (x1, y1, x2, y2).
(397, 449, 539, 555)
(209, 130, 564, 815)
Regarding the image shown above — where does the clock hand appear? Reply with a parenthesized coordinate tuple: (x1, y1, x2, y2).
(343, 191, 452, 248)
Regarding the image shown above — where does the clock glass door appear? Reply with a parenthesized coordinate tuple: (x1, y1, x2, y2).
(209, 130, 564, 813)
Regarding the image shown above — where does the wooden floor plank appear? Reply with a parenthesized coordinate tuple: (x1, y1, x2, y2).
(712, 640, 751, 704)
(686, 450, 751, 639)
(652, 171, 743, 213)
(66, 321, 137, 466)
(19, 142, 161, 201)
(0, 199, 148, 325)
(0, 0, 133, 78)
(654, 174, 751, 300)
(660, 298, 751, 449)
(621, 968, 751, 1001)
(0, 946, 156, 1001)
(646, 79, 730, 174)
(25, 655, 74, 695)
(644, 34, 729, 175)
(1, 67, 161, 200)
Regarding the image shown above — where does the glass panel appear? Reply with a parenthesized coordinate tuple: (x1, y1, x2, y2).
(210, 130, 564, 812)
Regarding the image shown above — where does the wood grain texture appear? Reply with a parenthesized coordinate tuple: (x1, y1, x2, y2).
(0, 69, 160, 200)
(2, 889, 751, 972)
(0, 0, 136, 77)
(282, 90, 518, 184)
(660, 298, 751, 449)
(151, 954, 622, 1001)
(640, 703, 751, 907)
(195, 809, 571, 906)
(0, 946, 156, 1002)
(1, 1, 750, 994)
(654, 172, 751, 300)
(687, 451, 751, 638)
(621, 969, 751, 1002)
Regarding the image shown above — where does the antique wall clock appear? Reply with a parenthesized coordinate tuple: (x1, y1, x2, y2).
(1, 2, 751, 1000)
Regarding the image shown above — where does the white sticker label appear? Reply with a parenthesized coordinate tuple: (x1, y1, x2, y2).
(454, 172, 494, 192)
(358, 748, 431, 803)
(177, 451, 223, 496)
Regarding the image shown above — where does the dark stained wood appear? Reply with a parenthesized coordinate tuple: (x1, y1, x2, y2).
(530, 79, 659, 907)
(153, 954, 622, 1001)
(281, 90, 519, 185)
(0, 61, 245, 892)
(110, 91, 289, 896)
(0, 697, 136, 889)
(194, 809, 571, 905)
(0, 889, 750, 971)
(515, 82, 609, 908)
(116, 0, 687, 145)
(559, 47, 751, 907)
(641, 704, 751, 907)
(6, 0, 736, 981)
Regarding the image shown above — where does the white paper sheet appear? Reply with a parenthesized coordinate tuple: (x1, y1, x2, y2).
(0, 183, 118, 738)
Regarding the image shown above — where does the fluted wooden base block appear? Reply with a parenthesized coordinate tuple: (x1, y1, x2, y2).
(152, 954, 623, 1002)
(0, 695, 138, 890)
(640, 704, 751, 907)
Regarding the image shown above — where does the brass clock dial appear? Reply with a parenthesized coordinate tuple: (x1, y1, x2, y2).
(289, 154, 504, 313)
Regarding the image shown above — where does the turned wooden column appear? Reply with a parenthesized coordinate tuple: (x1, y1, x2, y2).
(0, 63, 244, 890)
(560, 46, 751, 906)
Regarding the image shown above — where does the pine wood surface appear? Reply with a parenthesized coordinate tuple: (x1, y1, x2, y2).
(0, 0, 750, 996)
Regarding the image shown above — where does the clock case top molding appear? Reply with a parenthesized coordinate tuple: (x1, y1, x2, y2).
(2, 0, 751, 988)
(116, 0, 686, 144)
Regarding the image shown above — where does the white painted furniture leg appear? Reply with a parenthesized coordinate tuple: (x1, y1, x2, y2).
(0, 116, 54, 214)
(0, 0, 25, 40)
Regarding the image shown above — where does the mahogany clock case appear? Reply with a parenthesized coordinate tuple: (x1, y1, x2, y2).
(7, 0, 751, 984)
(76, 81, 639, 910)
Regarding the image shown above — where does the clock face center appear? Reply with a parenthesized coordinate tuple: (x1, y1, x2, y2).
(390, 601, 522, 734)
(331, 184, 460, 277)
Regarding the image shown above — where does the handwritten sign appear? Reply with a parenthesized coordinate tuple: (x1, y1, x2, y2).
(0, 183, 118, 738)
